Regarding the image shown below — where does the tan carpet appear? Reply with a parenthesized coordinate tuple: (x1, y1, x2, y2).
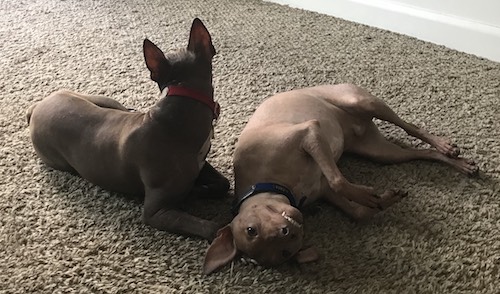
(1, 0, 499, 293)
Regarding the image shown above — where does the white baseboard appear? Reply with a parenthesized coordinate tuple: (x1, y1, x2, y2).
(266, 0, 500, 63)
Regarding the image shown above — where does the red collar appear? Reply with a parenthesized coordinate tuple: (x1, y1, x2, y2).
(166, 85, 220, 119)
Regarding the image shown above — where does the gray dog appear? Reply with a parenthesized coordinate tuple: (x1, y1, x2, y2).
(203, 84, 478, 274)
(27, 18, 229, 241)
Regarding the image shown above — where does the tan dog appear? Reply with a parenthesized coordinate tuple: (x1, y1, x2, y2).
(203, 84, 478, 274)
(26, 19, 229, 241)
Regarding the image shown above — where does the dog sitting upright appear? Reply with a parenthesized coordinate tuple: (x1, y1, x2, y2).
(26, 18, 229, 241)
(203, 83, 478, 274)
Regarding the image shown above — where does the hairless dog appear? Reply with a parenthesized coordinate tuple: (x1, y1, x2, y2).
(203, 84, 478, 274)
(27, 18, 229, 241)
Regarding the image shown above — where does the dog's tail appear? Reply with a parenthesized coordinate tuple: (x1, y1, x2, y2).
(26, 102, 38, 126)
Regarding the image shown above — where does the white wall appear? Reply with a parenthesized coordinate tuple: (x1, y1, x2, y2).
(393, 0, 500, 27)
(266, 0, 500, 62)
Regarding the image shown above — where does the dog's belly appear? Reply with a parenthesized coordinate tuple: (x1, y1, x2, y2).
(287, 163, 325, 205)
(234, 141, 325, 205)
(234, 122, 331, 205)
(235, 87, 369, 205)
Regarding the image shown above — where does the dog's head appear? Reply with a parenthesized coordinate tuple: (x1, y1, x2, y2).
(203, 192, 319, 274)
(142, 18, 216, 91)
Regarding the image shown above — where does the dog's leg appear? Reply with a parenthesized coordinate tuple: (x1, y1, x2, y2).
(80, 95, 130, 111)
(51, 90, 132, 111)
(301, 120, 388, 208)
(365, 102, 460, 157)
(191, 162, 230, 198)
(27, 91, 130, 125)
(326, 85, 477, 174)
(337, 87, 461, 157)
(325, 188, 407, 221)
(143, 186, 220, 240)
(347, 123, 478, 175)
(144, 207, 219, 241)
(140, 160, 221, 241)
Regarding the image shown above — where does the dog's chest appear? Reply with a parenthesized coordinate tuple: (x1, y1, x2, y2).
(197, 128, 213, 170)
(291, 166, 324, 204)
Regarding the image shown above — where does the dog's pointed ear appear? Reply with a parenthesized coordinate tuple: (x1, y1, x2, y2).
(294, 246, 320, 264)
(187, 18, 216, 60)
(143, 38, 170, 83)
(203, 225, 237, 275)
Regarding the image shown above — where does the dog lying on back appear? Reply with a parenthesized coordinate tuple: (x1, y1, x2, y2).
(203, 83, 478, 274)
(27, 18, 229, 241)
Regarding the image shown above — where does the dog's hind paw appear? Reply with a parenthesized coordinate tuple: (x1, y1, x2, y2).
(447, 143, 461, 158)
(459, 158, 479, 177)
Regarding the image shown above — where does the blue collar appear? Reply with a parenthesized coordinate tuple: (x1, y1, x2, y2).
(232, 183, 298, 216)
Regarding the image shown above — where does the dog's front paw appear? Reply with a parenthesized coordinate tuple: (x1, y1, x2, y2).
(190, 182, 230, 199)
(192, 162, 230, 198)
(377, 189, 408, 210)
(456, 158, 479, 177)
(353, 189, 407, 221)
(342, 183, 379, 208)
(203, 221, 223, 243)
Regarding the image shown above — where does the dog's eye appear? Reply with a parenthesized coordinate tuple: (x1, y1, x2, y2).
(246, 227, 257, 237)
(282, 250, 291, 259)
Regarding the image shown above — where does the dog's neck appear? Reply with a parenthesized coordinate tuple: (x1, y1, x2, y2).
(231, 183, 300, 216)
(158, 85, 220, 120)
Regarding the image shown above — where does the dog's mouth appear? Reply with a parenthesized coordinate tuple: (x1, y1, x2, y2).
(282, 211, 302, 228)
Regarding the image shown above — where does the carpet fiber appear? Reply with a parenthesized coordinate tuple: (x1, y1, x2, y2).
(1, 0, 499, 293)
